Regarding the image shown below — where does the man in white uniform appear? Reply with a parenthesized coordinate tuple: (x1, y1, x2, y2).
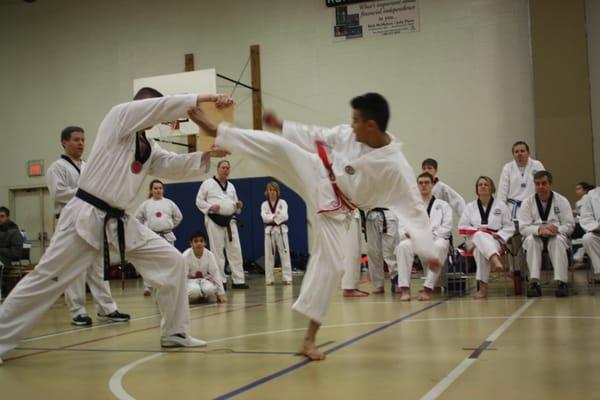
(183, 232, 226, 303)
(365, 207, 399, 294)
(341, 209, 368, 297)
(187, 92, 440, 361)
(421, 158, 465, 218)
(518, 171, 574, 297)
(0, 88, 232, 363)
(396, 172, 452, 301)
(195, 160, 248, 289)
(47, 126, 130, 326)
(577, 187, 600, 280)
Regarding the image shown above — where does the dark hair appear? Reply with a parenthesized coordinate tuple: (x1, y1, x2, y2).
(61, 126, 84, 142)
(421, 158, 438, 170)
(148, 179, 164, 198)
(134, 87, 164, 100)
(576, 181, 595, 193)
(417, 172, 434, 182)
(533, 170, 552, 184)
(512, 141, 530, 153)
(0, 206, 9, 216)
(189, 231, 206, 242)
(475, 176, 496, 195)
(350, 93, 390, 132)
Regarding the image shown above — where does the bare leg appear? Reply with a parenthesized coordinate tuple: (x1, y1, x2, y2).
(473, 281, 488, 299)
(372, 286, 384, 294)
(490, 254, 504, 272)
(418, 287, 433, 301)
(300, 320, 326, 361)
(343, 289, 369, 297)
(397, 286, 411, 301)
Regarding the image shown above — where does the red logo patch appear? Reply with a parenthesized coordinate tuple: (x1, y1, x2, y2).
(155, 212, 162, 218)
(131, 160, 143, 174)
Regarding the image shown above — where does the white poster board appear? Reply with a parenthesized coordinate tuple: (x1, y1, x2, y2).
(333, 0, 419, 41)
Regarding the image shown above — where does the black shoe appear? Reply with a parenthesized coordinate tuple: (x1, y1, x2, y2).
(98, 310, 131, 322)
(527, 281, 542, 298)
(390, 275, 398, 292)
(231, 283, 249, 289)
(555, 281, 569, 298)
(222, 282, 228, 291)
(72, 314, 92, 326)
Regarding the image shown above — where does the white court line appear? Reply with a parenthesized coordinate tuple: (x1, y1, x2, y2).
(109, 353, 163, 400)
(420, 299, 536, 400)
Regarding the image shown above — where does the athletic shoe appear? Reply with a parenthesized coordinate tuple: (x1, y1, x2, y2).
(555, 281, 569, 298)
(160, 334, 207, 348)
(527, 281, 542, 298)
(72, 314, 92, 326)
(97, 310, 131, 322)
(231, 283, 249, 289)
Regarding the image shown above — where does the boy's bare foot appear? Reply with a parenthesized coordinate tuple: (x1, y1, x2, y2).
(187, 107, 218, 137)
(473, 290, 487, 300)
(491, 255, 505, 272)
(300, 340, 326, 361)
(418, 287, 433, 301)
(396, 287, 411, 301)
(343, 289, 369, 297)
(372, 287, 384, 294)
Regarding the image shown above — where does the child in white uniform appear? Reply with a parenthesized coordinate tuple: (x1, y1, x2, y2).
(183, 232, 226, 303)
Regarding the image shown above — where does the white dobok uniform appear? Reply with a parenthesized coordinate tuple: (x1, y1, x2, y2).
(518, 191, 574, 282)
(261, 198, 292, 283)
(432, 179, 466, 218)
(0, 94, 210, 357)
(213, 121, 437, 323)
(580, 188, 600, 274)
(47, 156, 120, 319)
(365, 207, 399, 290)
(135, 197, 183, 291)
(183, 248, 225, 302)
(498, 158, 545, 219)
(341, 209, 363, 290)
(458, 199, 514, 283)
(196, 177, 245, 285)
(396, 198, 452, 289)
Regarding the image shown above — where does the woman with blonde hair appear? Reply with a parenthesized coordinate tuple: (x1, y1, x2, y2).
(458, 176, 514, 299)
(261, 181, 292, 285)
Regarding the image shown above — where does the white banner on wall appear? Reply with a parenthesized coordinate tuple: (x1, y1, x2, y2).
(333, 0, 419, 41)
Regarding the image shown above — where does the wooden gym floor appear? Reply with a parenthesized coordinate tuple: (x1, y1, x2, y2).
(0, 271, 599, 399)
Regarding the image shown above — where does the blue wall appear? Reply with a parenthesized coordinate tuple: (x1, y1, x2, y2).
(165, 177, 308, 263)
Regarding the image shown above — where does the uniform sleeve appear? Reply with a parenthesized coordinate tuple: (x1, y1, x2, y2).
(170, 200, 183, 228)
(196, 181, 211, 214)
(497, 204, 516, 242)
(281, 120, 345, 153)
(46, 164, 77, 206)
(497, 164, 510, 203)
(134, 201, 147, 225)
(275, 199, 289, 225)
(557, 197, 575, 237)
(260, 201, 271, 223)
(207, 251, 225, 295)
(433, 202, 453, 240)
(148, 143, 210, 180)
(182, 250, 196, 278)
(458, 203, 472, 228)
(518, 198, 538, 237)
(443, 184, 465, 217)
(580, 195, 599, 232)
(106, 94, 198, 141)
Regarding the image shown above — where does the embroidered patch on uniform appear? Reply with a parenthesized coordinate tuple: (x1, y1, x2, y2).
(554, 207, 560, 214)
(345, 165, 355, 175)
(494, 209, 501, 215)
(131, 160, 143, 174)
(155, 212, 162, 218)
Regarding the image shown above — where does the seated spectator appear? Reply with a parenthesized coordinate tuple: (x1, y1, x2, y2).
(572, 181, 595, 267)
(0, 206, 23, 268)
(422, 158, 466, 218)
(183, 232, 226, 303)
(458, 177, 514, 299)
(518, 171, 574, 297)
(579, 186, 600, 282)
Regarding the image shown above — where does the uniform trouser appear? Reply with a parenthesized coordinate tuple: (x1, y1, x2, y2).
(264, 229, 293, 283)
(582, 232, 600, 274)
(143, 235, 174, 290)
(523, 234, 569, 282)
(0, 225, 190, 357)
(205, 218, 245, 284)
(187, 278, 219, 302)
(341, 216, 362, 290)
(64, 258, 118, 318)
(365, 213, 398, 289)
(468, 231, 502, 284)
(215, 124, 350, 324)
(396, 238, 449, 289)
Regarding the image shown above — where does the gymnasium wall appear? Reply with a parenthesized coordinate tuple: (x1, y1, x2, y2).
(0, 0, 535, 231)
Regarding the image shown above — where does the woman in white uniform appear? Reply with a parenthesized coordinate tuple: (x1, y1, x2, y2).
(135, 179, 183, 296)
(261, 181, 293, 285)
(458, 176, 514, 299)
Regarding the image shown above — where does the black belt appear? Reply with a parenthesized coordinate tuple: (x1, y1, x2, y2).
(76, 189, 126, 280)
(369, 207, 389, 233)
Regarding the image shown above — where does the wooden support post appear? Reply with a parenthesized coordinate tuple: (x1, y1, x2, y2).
(250, 45, 262, 130)
(185, 53, 197, 152)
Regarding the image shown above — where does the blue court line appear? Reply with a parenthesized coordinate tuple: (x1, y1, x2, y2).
(468, 340, 493, 359)
(214, 300, 447, 400)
